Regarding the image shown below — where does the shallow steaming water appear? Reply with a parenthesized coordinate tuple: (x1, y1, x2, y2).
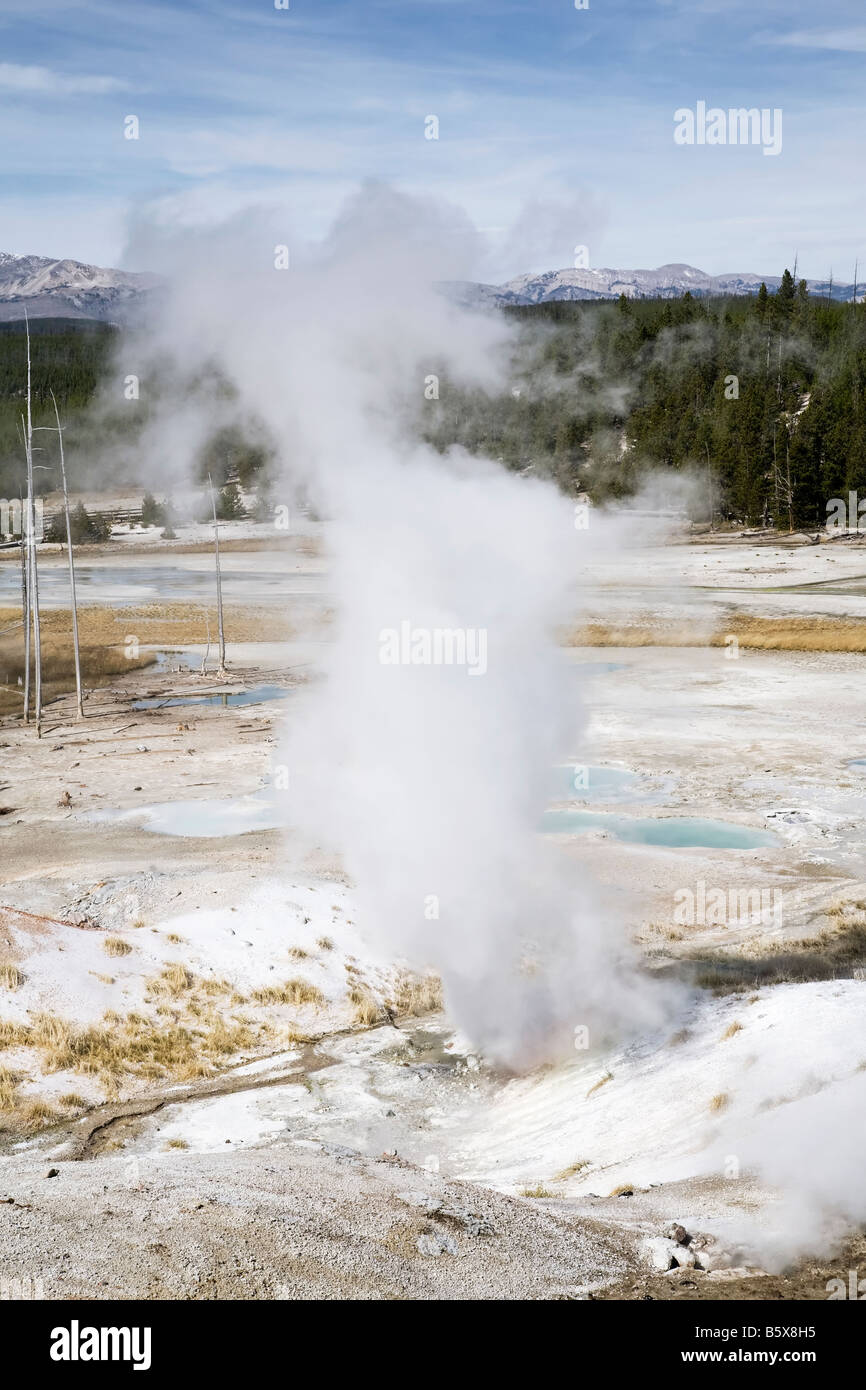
(540, 810, 778, 849)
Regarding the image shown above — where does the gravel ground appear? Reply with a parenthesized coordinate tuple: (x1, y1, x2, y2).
(0, 1145, 632, 1300)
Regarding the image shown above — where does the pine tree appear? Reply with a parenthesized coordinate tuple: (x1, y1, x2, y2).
(776, 269, 796, 319)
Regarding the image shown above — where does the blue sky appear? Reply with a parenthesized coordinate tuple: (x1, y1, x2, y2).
(0, 0, 864, 281)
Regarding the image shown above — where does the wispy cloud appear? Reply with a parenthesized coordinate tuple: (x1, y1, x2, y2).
(0, 62, 129, 94)
(769, 27, 866, 53)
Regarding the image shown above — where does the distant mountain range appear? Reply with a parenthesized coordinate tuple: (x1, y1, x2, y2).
(0, 252, 157, 323)
(0, 251, 860, 322)
(444, 262, 863, 307)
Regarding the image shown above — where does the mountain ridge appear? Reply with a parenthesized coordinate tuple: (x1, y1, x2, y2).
(0, 252, 158, 323)
(0, 251, 859, 322)
(446, 262, 862, 307)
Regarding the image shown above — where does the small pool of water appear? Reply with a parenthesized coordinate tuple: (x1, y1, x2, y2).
(553, 764, 647, 802)
(542, 810, 778, 848)
(152, 651, 201, 672)
(847, 758, 866, 770)
(91, 787, 281, 838)
(132, 684, 289, 710)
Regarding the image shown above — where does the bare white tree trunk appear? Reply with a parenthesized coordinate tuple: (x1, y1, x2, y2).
(208, 473, 226, 675)
(25, 445, 43, 738)
(201, 606, 211, 676)
(705, 442, 714, 532)
(20, 515, 29, 722)
(23, 313, 42, 736)
(51, 391, 83, 718)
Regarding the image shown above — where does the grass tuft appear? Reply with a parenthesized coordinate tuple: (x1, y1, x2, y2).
(391, 971, 443, 1018)
(146, 963, 195, 998)
(251, 978, 324, 1007)
(555, 1160, 590, 1180)
(58, 1092, 87, 1109)
(586, 1071, 614, 1098)
(348, 986, 381, 1026)
(103, 937, 133, 958)
(0, 1065, 22, 1109)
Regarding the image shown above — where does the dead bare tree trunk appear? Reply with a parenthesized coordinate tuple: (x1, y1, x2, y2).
(705, 442, 714, 531)
(208, 473, 226, 675)
(785, 433, 794, 533)
(51, 392, 83, 718)
(25, 444, 43, 738)
(20, 509, 29, 723)
(772, 422, 780, 530)
(23, 313, 42, 736)
(200, 606, 211, 676)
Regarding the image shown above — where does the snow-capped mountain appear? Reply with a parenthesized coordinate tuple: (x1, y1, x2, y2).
(445, 262, 860, 307)
(0, 251, 158, 322)
(0, 251, 858, 323)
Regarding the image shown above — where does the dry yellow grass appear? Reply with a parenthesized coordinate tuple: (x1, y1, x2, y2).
(586, 1070, 614, 1098)
(644, 922, 684, 943)
(555, 1159, 590, 1180)
(609, 1183, 637, 1197)
(0, 1006, 254, 1089)
(0, 963, 23, 991)
(165, 1138, 189, 1150)
(288, 946, 311, 961)
(199, 977, 232, 998)
(563, 615, 866, 654)
(103, 937, 133, 958)
(520, 1185, 555, 1198)
(251, 978, 324, 1007)
(0, 622, 156, 714)
(317, 936, 334, 951)
(721, 1021, 744, 1040)
(15, 1098, 61, 1130)
(348, 986, 381, 1026)
(709, 1092, 730, 1112)
(0, 1065, 21, 1109)
(146, 963, 195, 999)
(0, 601, 292, 652)
(391, 971, 444, 1018)
(285, 1024, 315, 1046)
(30, 1012, 70, 1050)
(719, 616, 866, 653)
(0, 598, 299, 714)
(691, 910, 866, 993)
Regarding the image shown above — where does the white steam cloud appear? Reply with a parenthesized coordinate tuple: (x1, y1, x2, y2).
(119, 182, 666, 1067)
